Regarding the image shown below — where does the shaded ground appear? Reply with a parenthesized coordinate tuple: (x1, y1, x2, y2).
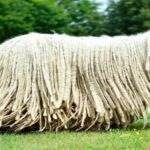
(0, 119, 150, 150)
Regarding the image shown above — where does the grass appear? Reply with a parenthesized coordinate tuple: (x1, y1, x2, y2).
(0, 119, 150, 150)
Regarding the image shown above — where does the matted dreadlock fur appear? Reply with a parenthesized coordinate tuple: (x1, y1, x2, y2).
(0, 31, 150, 132)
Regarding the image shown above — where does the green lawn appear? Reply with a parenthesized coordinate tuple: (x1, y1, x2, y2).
(0, 120, 150, 150)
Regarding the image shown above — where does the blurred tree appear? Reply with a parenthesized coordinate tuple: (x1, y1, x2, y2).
(105, 0, 150, 35)
(0, 0, 34, 42)
(0, 0, 150, 43)
(0, 0, 104, 43)
(31, 0, 70, 34)
(57, 0, 105, 36)
(0, 0, 69, 42)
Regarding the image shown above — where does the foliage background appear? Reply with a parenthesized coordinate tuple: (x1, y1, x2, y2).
(0, 0, 150, 43)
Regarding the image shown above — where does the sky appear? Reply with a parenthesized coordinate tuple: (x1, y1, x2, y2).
(96, 0, 109, 11)
(96, 0, 109, 5)
(100, 0, 109, 4)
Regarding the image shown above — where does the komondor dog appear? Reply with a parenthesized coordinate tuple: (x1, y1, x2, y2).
(0, 31, 150, 131)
